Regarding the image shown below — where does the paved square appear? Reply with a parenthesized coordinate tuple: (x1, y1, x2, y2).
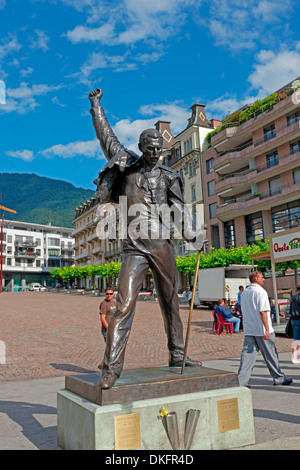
(0, 292, 292, 381)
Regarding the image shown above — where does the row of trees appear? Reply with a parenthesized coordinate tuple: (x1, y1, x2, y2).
(50, 239, 300, 284)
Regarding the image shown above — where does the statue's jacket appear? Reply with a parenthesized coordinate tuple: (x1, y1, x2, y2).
(91, 105, 197, 253)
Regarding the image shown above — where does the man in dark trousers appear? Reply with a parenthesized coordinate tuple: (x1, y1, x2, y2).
(89, 88, 205, 389)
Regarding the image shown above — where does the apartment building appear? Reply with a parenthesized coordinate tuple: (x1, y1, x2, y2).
(156, 104, 220, 257)
(1, 219, 74, 291)
(202, 79, 300, 251)
(73, 197, 123, 289)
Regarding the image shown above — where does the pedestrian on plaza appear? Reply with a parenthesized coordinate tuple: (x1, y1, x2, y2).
(238, 271, 293, 387)
(269, 296, 277, 322)
(237, 286, 244, 312)
(98, 287, 116, 369)
(215, 299, 241, 333)
(289, 285, 300, 364)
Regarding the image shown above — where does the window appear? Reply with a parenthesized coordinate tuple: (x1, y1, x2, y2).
(191, 184, 196, 201)
(179, 169, 184, 184)
(184, 137, 193, 155)
(206, 158, 214, 174)
(287, 111, 300, 126)
(209, 202, 217, 219)
(293, 168, 300, 184)
(264, 123, 276, 142)
(207, 180, 215, 196)
(189, 161, 196, 177)
(290, 140, 300, 155)
(272, 201, 300, 232)
(48, 249, 60, 257)
(224, 220, 236, 248)
(268, 176, 281, 196)
(48, 238, 60, 246)
(266, 150, 279, 168)
(192, 205, 197, 226)
(245, 212, 264, 244)
(48, 259, 60, 267)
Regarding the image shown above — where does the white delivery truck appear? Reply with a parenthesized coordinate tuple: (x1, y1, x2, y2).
(193, 265, 252, 309)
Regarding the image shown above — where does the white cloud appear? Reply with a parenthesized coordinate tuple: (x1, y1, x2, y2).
(206, 0, 293, 51)
(29, 30, 50, 51)
(6, 149, 34, 162)
(204, 46, 300, 120)
(0, 82, 63, 114)
(52, 96, 67, 107)
(20, 67, 34, 77)
(65, 0, 197, 46)
(0, 36, 22, 59)
(40, 139, 101, 159)
(73, 51, 136, 85)
(248, 49, 300, 95)
(0, 0, 6, 9)
(112, 101, 190, 152)
(66, 23, 116, 45)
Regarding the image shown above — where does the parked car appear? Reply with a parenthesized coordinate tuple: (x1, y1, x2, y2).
(29, 283, 46, 292)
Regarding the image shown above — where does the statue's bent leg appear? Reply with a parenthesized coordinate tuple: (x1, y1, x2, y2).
(103, 253, 149, 377)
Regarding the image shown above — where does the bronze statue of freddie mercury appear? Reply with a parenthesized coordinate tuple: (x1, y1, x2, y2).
(89, 88, 205, 389)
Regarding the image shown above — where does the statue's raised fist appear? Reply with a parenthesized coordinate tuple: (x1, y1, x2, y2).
(89, 88, 103, 105)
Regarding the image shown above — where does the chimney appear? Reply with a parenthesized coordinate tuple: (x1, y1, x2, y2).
(210, 119, 221, 128)
(155, 121, 176, 149)
(188, 104, 213, 129)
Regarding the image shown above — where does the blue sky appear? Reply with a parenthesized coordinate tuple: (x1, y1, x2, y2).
(0, 0, 300, 191)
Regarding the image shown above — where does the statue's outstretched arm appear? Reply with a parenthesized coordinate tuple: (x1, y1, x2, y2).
(89, 88, 125, 161)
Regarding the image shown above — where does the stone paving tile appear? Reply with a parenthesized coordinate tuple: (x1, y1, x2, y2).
(0, 292, 293, 382)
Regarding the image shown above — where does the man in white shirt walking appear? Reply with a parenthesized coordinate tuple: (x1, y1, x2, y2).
(238, 271, 292, 387)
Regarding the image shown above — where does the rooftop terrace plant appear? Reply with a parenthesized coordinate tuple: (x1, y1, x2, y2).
(205, 79, 300, 148)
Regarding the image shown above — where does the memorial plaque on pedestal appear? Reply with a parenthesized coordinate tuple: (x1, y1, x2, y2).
(65, 366, 239, 406)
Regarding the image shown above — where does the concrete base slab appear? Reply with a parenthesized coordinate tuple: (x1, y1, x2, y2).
(65, 366, 239, 406)
(57, 385, 255, 450)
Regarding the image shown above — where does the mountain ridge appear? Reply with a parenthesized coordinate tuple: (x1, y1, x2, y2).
(0, 173, 95, 228)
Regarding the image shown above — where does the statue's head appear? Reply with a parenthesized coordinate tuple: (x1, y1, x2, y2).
(138, 128, 163, 167)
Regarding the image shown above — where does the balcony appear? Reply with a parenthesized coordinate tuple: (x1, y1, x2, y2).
(15, 240, 38, 248)
(74, 249, 92, 261)
(92, 244, 103, 254)
(215, 149, 300, 196)
(213, 120, 300, 174)
(217, 181, 300, 221)
(14, 251, 37, 258)
(210, 93, 298, 152)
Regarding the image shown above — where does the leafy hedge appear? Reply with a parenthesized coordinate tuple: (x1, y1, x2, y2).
(50, 239, 300, 282)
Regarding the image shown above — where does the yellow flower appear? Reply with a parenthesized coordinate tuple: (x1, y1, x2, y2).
(160, 405, 169, 417)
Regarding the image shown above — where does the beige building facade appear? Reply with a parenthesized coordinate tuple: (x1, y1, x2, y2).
(156, 104, 220, 258)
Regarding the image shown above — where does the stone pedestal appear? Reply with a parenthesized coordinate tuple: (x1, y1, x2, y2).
(57, 366, 255, 450)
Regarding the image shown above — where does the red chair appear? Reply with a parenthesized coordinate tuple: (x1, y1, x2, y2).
(212, 311, 218, 332)
(215, 313, 234, 335)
